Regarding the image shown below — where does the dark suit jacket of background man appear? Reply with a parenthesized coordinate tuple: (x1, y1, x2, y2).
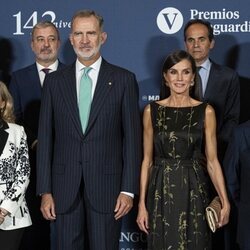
(8, 61, 65, 250)
(9, 62, 65, 146)
(36, 58, 142, 216)
(203, 60, 240, 162)
(223, 120, 250, 250)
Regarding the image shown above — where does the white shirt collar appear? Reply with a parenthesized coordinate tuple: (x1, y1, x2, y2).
(75, 56, 102, 74)
(75, 57, 102, 100)
(36, 60, 59, 73)
(200, 58, 211, 71)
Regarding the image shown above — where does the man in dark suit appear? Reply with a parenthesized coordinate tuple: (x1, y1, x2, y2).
(184, 19, 240, 163)
(223, 121, 250, 250)
(36, 10, 142, 250)
(184, 19, 240, 250)
(9, 21, 65, 250)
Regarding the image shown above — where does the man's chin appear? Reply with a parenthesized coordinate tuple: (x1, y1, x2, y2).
(39, 56, 55, 64)
(79, 54, 95, 61)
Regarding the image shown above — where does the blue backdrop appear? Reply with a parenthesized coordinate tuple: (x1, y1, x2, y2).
(1, 1, 250, 248)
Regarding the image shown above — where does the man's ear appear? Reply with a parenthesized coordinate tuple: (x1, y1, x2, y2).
(101, 32, 107, 45)
(210, 39, 215, 49)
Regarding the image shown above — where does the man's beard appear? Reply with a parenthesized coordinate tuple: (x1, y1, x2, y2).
(73, 44, 101, 61)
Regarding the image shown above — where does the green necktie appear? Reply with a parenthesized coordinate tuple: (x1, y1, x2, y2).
(79, 67, 92, 133)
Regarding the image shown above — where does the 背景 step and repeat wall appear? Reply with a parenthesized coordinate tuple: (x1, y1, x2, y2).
(1, 0, 250, 249)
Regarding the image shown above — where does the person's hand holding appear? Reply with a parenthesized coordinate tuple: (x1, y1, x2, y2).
(40, 193, 56, 220)
(136, 203, 149, 234)
(218, 201, 230, 228)
(114, 193, 133, 220)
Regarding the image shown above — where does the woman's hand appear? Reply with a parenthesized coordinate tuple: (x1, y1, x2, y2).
(218, 201, 230, 228)
(136, 204, 149, 234)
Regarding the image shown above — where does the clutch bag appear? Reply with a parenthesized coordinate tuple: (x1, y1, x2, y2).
(205, 196, 222, 232)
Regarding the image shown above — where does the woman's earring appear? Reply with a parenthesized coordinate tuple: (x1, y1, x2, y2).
(190, 81, 194, 86)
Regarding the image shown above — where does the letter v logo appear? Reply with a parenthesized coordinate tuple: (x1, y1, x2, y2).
(157, 7, 183, 34)
(163, 13, 178, 29)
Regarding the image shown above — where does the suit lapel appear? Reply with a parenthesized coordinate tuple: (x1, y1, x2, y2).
(30, 62, 65, 96)
(85, 60, 114, 134)
(28, 64, 42, 96)
(204, 62, 219, 100)
(59, 64, 83, 137)
(57, 61, 114, 136)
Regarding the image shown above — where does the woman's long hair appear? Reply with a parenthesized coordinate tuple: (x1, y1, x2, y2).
(160, 50, 202, 101)
(0, 81, 15, 123)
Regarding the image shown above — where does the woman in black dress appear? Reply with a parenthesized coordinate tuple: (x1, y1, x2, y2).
(136, 50, 230, 250)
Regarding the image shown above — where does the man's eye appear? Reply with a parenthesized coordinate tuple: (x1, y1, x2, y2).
(88, 32, 96, 36)
(48, 37, 56, 42)
(37, 38, 44, 42)
(74, 32, 82, 37)
(187, 38, 194, 43)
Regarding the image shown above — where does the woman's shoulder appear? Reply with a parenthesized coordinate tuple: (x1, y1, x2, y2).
(204, 103, 216, 122)
(143, 103, 152, 116)
(7, 123, 25, 134)
(205, 103, 215, 113)
(189, 98, 203, 107)
(8, 122, 23, 129)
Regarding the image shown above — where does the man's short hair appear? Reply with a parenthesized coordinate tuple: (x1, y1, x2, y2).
(31, 21, 60, 40)
(184, 19, 214, 42)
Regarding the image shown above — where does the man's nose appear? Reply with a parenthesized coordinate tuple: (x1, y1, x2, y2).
(194, 40, 200, 47)
(44, 39, 50, 47)
(80, 34, 89, 43)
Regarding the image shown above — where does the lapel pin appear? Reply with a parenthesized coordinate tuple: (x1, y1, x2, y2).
(108, 82, 112, 86)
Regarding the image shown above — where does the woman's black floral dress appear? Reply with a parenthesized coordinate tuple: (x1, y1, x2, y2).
(147, 102, 212, 250)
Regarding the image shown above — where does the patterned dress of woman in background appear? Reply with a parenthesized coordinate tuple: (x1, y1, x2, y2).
(0, 81, 31, 250)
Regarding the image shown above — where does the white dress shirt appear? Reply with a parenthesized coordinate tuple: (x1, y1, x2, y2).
(36, 60, 59, 86)
(199, 58, 211, 96)
(75, 57, 101, 102)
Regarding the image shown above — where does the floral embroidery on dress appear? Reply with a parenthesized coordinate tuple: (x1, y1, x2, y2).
(147, 102, 211, 250)
(0, 127, 31, 225)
